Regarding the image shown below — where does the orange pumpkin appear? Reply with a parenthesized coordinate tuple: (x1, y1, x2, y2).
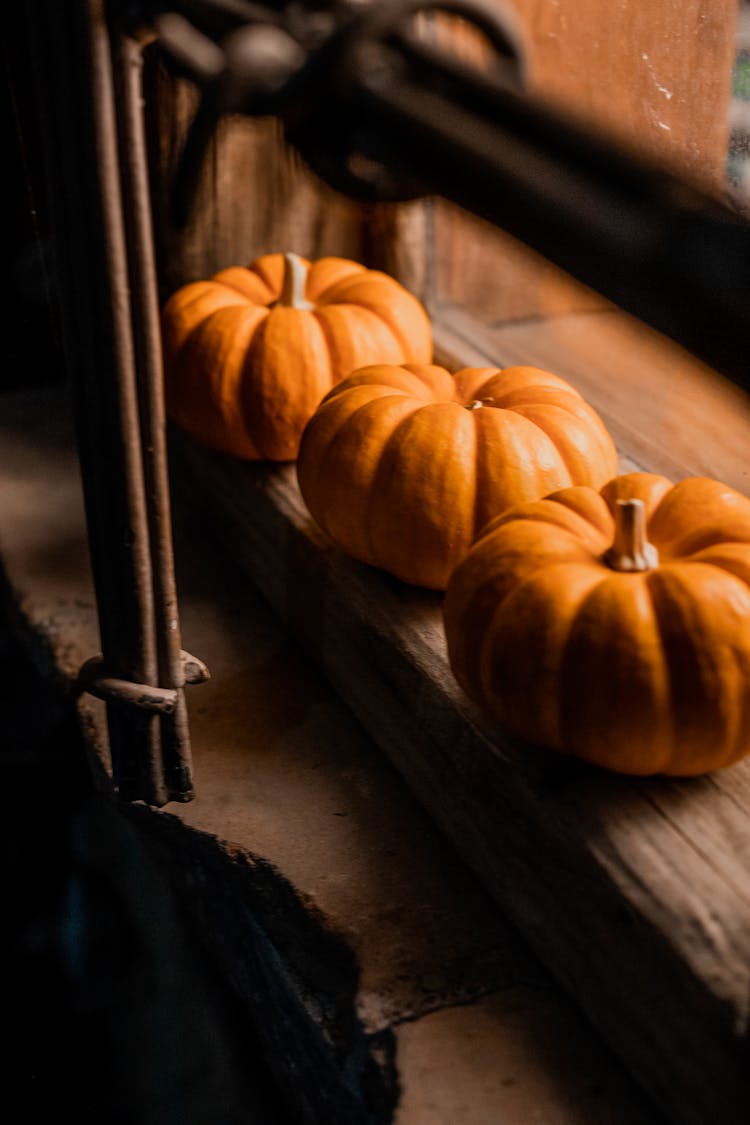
(444, 472, 750, 776)
(161, 252, 432, 461)
(297, 362, 618, 589)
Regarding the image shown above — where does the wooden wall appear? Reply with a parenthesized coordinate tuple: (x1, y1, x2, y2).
(431, 0, 740, 324)
(144, 50, 363, 300)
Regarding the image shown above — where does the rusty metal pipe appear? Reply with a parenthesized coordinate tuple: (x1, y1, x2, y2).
(24, 0, 201, 806)
(82, 0, 169, 805)
(113, 30, 195, 800)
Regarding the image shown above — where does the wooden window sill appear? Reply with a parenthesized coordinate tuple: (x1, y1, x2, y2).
(159, 301, 750, 1125)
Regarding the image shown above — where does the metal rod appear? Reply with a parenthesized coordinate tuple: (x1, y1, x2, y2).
(81, 0, 169, 805)
(23, 0, 203, 806)
(78, 658, 179, 712)
(24, 0, 171, 805)
(114, 30, 195, 800)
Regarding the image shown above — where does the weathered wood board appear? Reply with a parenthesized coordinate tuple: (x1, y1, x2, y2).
(170, 426, 750, 1125)
(431, 0, 738, 325)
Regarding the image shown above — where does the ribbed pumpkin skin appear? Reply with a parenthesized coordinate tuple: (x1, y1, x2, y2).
(161, 253, 432, 461)
(296, 362, 618, 589)
(444, 472, 750, 776)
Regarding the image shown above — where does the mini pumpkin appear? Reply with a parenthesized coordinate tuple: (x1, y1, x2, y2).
(161, 252, 432, 461)
(296, 362, 618, 589)
(444, 472, 750, 776)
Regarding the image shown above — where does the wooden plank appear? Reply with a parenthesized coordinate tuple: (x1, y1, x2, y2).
(432, 209, 609, 324)
(432, 0, 738, 323)
(361, 201, 430, 305)
(511, 0, 737, 192)
(169, 428, 750, 1125)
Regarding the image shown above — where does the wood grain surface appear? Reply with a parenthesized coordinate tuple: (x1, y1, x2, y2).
(432, 0, 739, 324)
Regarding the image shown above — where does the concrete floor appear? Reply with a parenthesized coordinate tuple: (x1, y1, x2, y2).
(0, 624, 296, 1125)
(0, 387, 664, 1124)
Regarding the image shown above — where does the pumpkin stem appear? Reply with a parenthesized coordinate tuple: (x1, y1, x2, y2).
(604, 498, 659, 572)
(277, 252, 313, 309)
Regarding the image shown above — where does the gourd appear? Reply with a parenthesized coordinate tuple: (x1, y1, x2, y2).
(443, 472, 750, 776)
(297, 362, 618, 589)
(161, 252, 432, 461)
